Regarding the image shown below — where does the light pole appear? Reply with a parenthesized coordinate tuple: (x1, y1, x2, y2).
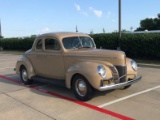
(118, 0, 121, 50)
(0, 19, 2, 38)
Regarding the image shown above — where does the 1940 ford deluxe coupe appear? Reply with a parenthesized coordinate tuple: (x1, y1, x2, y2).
(15, 32, 141, 101)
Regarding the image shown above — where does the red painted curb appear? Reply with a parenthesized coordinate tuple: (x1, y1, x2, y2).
(0, 75, 134, 120)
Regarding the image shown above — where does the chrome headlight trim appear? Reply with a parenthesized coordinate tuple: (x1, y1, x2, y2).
(131, 60, 137, 71)
(97, 65, 106, 78)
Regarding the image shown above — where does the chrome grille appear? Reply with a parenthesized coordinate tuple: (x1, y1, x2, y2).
(115, 66, 127, 82)
(109, 66, 119, 83)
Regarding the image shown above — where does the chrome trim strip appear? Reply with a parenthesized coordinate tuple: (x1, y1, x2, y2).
(117, 74, 136, 81)
(27, 53, 62, 56)
(102, 77, 113, 81)
(98, 75, 142, 91)
(64, 54, 117, 59)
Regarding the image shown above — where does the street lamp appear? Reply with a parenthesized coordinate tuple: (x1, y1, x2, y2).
(118, 0, 121, 50)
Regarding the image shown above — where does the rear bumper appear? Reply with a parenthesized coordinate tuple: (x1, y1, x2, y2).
(98, 75, 142, 91)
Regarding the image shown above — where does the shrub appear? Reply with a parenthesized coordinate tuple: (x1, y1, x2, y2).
(1, 37, 35, 51)
(1, 33, 160, 60)
(91, 33, 160, 60)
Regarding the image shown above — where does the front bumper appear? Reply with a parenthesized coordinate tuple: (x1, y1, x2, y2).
(98, 75, 142, 91)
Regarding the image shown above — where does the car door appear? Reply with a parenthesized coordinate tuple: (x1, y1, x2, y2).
(28, 37, 65, 80)
(41, 37, 65, 79)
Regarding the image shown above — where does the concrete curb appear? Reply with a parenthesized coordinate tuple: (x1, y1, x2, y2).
(138, 63, 160, 69)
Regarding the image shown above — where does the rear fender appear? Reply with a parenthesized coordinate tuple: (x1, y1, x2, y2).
(16, 55, 35, 79)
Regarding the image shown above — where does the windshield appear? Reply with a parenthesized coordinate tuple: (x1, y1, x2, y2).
(62, 36, 95, 49)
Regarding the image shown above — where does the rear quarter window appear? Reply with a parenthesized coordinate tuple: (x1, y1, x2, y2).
(36, 39, 42, 50)
(45, 38, 61, 50)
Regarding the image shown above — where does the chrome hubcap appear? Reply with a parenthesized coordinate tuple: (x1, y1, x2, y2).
(22, 69, 28, 82)
(75, 79, 87, 97)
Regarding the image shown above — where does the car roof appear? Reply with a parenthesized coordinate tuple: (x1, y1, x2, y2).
(38, 32, 90, 39)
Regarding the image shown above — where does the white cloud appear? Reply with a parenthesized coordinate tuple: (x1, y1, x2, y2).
(107, 11, 111, 17)
(81, 11, 88, 16)
(74, 3, 80, 11)
(148, 16, 156, 19)
(89, 7, 102, 17)
(74, 3, 88, 17)
(42, 27, 50, 33)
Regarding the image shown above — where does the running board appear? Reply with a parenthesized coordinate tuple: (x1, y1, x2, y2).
(31, 76, 65, 87)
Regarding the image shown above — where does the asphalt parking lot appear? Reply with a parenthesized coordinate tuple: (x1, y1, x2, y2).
(0, 53, 160, 120)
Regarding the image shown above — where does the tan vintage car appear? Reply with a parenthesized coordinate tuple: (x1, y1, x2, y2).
(15, 32, 141, 101)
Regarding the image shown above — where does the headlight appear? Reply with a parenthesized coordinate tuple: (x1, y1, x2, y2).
(97, 65, 106, 78)
(131, 60, 137, 71)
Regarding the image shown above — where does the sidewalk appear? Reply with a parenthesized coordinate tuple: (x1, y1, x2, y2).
(138, 63, 160, 69)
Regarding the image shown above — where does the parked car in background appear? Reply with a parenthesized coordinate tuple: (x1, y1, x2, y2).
(15, 32, 141, 101)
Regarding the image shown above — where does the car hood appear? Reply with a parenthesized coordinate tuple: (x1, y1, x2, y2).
(65, 49, 126, 66)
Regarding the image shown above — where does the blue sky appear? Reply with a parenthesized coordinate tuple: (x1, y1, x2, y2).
(0, 0, 160, 38)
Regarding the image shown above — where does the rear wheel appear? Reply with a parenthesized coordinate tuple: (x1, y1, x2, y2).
(72, 75, 95, 101)
(20, 66, 33, 85)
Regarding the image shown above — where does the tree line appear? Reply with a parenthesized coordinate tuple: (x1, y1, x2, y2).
(136, 13, 160, 31)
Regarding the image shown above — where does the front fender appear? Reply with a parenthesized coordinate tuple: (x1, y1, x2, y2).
(16, 55, 35, 79)
(126, 58, 137, 80)
(65, 61, 113, 89)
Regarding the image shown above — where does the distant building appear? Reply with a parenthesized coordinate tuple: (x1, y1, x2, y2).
(124, 30, 160, 34)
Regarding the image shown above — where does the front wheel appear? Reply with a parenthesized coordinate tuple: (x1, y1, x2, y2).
(20, 66, 33, 85)
(120, 85, 131, 90)
(72, 75, 95, 101)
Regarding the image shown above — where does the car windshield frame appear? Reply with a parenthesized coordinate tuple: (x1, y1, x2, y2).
(62, 36, 95, 50)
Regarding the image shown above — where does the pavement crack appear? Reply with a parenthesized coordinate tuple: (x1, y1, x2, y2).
(5, 88, 27, 93)
(4, 93, 57, 120)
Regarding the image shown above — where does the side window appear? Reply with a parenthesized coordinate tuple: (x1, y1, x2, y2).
(45, 38, 60, 50)
(36, 39, 42, 50)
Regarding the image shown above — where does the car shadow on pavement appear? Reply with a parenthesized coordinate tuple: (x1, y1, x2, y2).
(94, 89, 115, 97)
(0, 74, 117, 102)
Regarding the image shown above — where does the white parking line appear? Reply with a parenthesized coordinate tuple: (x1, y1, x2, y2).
(5, 74, 18, 77)
(0, 67, 14, 70)
(0, 61, 15, 64)
(0, 58, 18, 61)
(98, 85, 160, 108)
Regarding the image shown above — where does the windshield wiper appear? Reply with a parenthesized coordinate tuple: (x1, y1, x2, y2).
(78, 46, 91, 49)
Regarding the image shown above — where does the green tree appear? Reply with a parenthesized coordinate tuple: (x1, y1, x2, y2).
(136, 13, 160, 31)
(158, 13, 160, 19)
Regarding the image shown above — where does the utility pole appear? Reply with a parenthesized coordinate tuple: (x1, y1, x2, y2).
(118, 0, 121, 50)
(76, 25, 78, 32)
(0, 18, 3, 50)
(0, 19, 2, 38)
